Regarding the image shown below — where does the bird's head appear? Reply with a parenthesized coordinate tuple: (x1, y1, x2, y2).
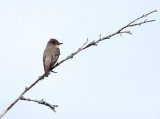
(48, 38, 63, 46)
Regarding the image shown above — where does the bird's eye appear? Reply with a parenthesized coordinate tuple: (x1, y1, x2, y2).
(52, 41, 55, 44)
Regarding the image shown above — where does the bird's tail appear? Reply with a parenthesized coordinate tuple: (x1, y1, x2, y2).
(44, 57, 51, 77)
(44, 67, 50, 77)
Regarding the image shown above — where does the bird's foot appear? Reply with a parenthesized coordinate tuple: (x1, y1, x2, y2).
(51, 70, 58, 73)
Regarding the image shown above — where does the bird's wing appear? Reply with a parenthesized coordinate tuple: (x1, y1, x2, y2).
(43, 56, 45, 70)
(50, 48, 60, 68)
(43, 49, 48, 70)
(43, 53, 52, 77)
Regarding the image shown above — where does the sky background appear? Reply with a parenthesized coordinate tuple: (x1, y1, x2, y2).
(0, 0, 160, 119)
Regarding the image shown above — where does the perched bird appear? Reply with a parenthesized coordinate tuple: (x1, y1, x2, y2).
(43, 38, 63, 77)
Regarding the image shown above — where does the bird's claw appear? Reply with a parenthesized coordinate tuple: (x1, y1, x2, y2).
(51, 70, 58, 73)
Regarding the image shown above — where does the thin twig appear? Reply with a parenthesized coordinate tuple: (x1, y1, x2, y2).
(0, 10, 157, 119)
(129, 19, 156, 27)
(120, 30, 132, 35)
(20, 97, 58, 112)
(0, 75, 45, 118)
(128, 10, 157, 25)
(79, 38, 88, 50)
(52, 10, 157, 70)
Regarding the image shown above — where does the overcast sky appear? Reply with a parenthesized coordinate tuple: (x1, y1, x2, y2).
(0, 0, 160, 119)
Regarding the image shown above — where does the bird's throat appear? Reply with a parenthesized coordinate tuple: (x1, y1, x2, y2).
(55, 45, 59, 48)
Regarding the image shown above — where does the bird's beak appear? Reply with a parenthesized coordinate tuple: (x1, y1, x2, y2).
(58, 43, 63, 45)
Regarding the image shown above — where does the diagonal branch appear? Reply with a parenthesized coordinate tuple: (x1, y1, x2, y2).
(129, 19, 156, 27)
(127, 10, 157, 25)
(0, 10, 157, 119)
(20, 97, 58, 112)
(0, 75, 45, 118)
(51, 9, 157, 70)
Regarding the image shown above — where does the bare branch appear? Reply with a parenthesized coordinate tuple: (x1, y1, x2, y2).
(52, 10, 157, 71)
(129, 19, 156, 27)
(0, 75, 45, 118)
(0, 10, 157, 119)
(79, 38, 88, 50)
(20, 97, 58, 112)
(128, 10, 157, 25)
(119, 30, 132, 36)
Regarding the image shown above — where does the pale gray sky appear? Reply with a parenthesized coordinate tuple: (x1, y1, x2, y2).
(0, 0, 160, 119)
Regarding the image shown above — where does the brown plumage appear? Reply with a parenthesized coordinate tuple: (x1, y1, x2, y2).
(43, 38, 63, 77)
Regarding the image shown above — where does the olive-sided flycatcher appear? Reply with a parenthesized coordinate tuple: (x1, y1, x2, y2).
(43, 38, 63, 77)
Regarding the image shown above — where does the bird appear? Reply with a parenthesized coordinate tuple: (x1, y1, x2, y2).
(43, 38, 63, 77)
